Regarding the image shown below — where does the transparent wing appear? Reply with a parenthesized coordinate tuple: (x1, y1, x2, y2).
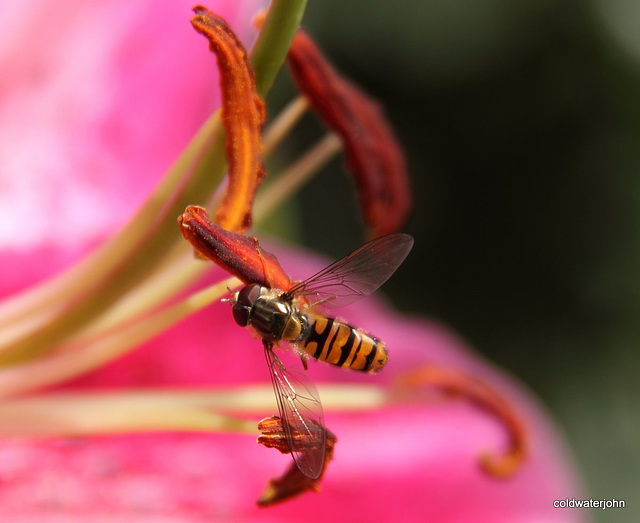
(283, 233, 414, 308)
(263, 341, 326, 479)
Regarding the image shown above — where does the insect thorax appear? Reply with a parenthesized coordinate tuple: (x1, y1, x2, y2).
(249, 292, 305, 341)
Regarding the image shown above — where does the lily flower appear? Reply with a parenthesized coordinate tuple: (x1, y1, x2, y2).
(0, 0, 585, 520)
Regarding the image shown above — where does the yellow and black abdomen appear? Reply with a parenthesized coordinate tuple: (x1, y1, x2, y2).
(299, 313, 387, 373)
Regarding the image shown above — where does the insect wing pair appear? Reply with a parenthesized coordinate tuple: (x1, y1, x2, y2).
(259, 233, 414, 479)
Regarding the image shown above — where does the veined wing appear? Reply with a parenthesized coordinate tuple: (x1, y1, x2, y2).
(283, 233, 413, 308)
(263, 341, 326, 479)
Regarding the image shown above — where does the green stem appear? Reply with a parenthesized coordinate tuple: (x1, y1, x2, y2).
(251, 0, 308, 96)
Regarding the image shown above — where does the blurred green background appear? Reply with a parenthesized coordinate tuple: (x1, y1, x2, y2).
(264, 0, 640, 521)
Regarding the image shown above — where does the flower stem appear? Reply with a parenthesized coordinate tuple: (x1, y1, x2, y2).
(250, 0, 309, 97)
(0, 391, 256, 437)
(0, 277, 240, 399)
(254, 133, 342, 224)
(0, 386, 387, 437)
(262, 96, 309, 158)
(71, 244, 208, 338)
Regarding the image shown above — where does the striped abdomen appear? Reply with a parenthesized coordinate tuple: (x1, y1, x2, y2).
(299, 314, 387, 373)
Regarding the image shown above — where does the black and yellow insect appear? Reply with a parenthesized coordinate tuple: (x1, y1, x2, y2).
(230, 233, 413, 478)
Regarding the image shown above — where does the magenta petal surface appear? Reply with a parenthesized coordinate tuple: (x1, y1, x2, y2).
(0, 0, 586, 519)
(0, 245, 582, 522)
(0, 0, 264, 296)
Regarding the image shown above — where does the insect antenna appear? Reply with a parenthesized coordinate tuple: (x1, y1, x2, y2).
(220, 281, 238, 304)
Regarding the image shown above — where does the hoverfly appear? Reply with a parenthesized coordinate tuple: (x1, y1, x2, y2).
(230, 233, 414, 479)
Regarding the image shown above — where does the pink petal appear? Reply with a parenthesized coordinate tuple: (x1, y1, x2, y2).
(0, 0, 265, 296)
(0, 1, 586, 519)
(32, 243, 584, 522)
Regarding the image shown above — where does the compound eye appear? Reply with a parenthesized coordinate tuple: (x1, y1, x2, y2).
(232, 284, 262, 327)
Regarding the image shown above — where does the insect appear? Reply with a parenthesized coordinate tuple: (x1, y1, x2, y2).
(230, 233, 414, 479)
